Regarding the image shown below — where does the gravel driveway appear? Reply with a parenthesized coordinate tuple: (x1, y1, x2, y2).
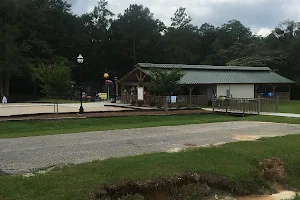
(1, 121, 300, 174)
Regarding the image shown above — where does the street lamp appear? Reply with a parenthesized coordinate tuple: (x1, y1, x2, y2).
(77, 54, 84, 114)
(103, 71, 118, 103)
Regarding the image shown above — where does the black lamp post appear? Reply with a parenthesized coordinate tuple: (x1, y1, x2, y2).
(77, 54, 84, 114)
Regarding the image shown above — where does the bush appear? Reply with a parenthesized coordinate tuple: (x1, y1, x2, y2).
(149, 100, 156, 107)
(131, 100, 136, 106)
(137, 100, 144, 107)
(177, 100, 185, 108)
(83, 96, 89, 102)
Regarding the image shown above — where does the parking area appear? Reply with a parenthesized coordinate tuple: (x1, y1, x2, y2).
(1, 121, 300, 174)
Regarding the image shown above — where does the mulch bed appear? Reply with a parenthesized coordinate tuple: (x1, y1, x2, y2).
(0, 109, 213, 121)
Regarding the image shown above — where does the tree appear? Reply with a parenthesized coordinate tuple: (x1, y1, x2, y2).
(149, 68, 184, 110)
(171, 7, 195, 30)
(221, 41, 288, 67)
(215, 20, 253, 49)
(161, 7, 201, 64)
(34, 62, 73, 114)
(149, 68, 184, 96)
(110, 4, 165, 73)
(0, 0, 29, 97)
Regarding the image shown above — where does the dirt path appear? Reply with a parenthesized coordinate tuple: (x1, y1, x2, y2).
(1, 121, 300, 174)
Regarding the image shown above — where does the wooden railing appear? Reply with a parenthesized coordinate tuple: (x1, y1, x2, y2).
(176, 95, 208, 106)
(121, 94, 209, 106)
(121, 94, 137, 104)
(213, 97, 279, 114)
(256, 92, 290, 101)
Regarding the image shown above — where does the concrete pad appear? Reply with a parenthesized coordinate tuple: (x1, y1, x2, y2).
(0, 102, 131, 117)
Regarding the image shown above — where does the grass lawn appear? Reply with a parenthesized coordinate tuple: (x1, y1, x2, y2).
(1, 134, 300, 199)
(1, 114, 300, 139)
(280, 100, 300, 114)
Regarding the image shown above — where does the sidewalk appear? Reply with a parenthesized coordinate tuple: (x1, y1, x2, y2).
(0, 102, 131, 117)
(202, 108, 300, 118)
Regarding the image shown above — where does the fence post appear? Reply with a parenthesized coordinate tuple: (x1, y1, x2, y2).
(212, 95, 215, 111)
(276, 95, 279, 113)
(258, 96, 261, 115)
(242, 99, 245, 117)
(225, 99, 228, 114)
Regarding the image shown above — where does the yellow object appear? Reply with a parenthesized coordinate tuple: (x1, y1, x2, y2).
(100, 93, 107, 99)
(103, 73, 109, 78)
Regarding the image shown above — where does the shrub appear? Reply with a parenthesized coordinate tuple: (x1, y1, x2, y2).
(137, 100, 144, 107)
(149, 100, 156, 107)
(131, 100, 136, 106)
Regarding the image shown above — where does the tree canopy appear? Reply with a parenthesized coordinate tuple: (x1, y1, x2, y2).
(1, 0, 300, 100)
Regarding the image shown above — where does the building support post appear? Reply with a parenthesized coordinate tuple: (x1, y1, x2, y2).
(187, 86, 195, 106)
(276, 95, 279, 113)
(258, 96, 261, 115)
(272, 85, 277, 99)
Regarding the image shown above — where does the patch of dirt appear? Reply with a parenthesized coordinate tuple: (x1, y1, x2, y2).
(184, 143, 198, 147)
(0, 109, 212, 121)
(166, 148, 182, 153)
(92, 173, 251, 200)
(259, 157, 286, 184)
(199, 142, 226, 148)
(233, 135, 260, 141)
(236, 191, 297, 200)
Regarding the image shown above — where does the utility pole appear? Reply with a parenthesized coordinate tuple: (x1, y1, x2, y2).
(133, 18, 136, 66)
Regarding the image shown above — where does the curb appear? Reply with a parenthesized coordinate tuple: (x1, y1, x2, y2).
(0, 110, 213, 122)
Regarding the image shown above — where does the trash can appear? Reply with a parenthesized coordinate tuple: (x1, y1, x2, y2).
(111, 96, 116, 103)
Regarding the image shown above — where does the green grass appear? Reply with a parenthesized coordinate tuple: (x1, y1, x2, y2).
(0, 114, 238, 139)
(280, 100, 300, 114)
(1, 114, 300, 139)
(1, 134, 300, 200)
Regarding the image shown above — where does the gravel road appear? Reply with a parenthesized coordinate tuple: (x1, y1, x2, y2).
(1, 121, 300, 174)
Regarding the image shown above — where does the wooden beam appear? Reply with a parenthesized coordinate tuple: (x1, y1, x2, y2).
(141, 74, 147, 82)
(135, 73, 141, 82)
(272, 84, 277, 93)
(187, 86, 195, 105)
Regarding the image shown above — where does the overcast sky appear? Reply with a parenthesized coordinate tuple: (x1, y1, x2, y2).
(67, 0, 300, 36)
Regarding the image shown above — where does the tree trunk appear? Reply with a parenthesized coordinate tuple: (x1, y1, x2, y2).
(0, 78, 3, 97)
(56, 99, 59, 114)
(53, 100, 56, 114)
(5, 78, 9, 97)
(33, 85, 37, 99)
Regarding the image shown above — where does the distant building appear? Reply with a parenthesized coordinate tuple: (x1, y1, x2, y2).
(118, 63, 294, 105)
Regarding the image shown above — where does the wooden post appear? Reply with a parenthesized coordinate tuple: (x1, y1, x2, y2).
(276, 95, 279, 113)
(188, 86, 194, 106)
(258, 96, 261, 114)
(288, 85, 291, 101)
(212, 95, 215, 111)
(272, 85, 277, 99)
(225, 99, 228, 114)
(242, 99, 245, 117)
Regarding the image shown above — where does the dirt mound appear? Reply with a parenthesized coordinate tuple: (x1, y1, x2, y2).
(92, 173, 251, 200)
(259, 157, 286, 183)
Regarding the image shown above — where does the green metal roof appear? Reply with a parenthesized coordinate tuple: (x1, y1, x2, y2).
(137, 63, 271, 71)
(138, 63, 294, 85)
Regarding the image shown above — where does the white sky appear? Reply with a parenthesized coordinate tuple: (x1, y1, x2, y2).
(67, 0, 300, 37)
